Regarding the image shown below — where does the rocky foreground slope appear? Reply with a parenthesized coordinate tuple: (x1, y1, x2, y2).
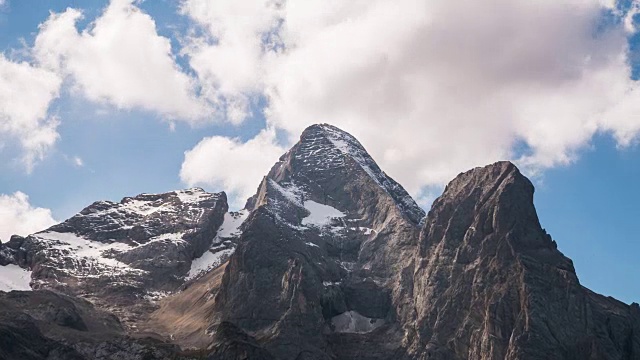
(0, 124, 638, 360)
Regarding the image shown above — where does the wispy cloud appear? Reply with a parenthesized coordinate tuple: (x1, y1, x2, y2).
(72, 156, 84, 167)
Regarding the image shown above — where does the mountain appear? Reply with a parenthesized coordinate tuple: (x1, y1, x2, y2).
(0, 124, 638, 360)
(0, 188, 241, 329)
(409, 161, 640, 359)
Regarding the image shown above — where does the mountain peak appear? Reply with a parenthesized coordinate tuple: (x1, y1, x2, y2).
(424, 160, 557, 255)
(3, 127, 638, 360)
(410, 160, 640, 359)
(298, 123, 372, 164)
(263, 123, 425, 225)
(438, 161, 531, 207)
(0, 187, 231, 330)
(300, 123, 360, 146)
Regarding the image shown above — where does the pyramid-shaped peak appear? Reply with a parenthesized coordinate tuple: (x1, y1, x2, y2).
(293, 123, 380, 171)
(261, 123, 425, 225)
(300, 123, 364, 150)
(301, 123, 355, 137)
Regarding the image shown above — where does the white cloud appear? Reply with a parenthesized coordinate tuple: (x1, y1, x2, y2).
(72, 156, 84, 167)
(34, 0, 210, 122)
(622, 0, 640, 33)
(180, 0, 283, 124)
(180, 0, 640, 198)
(0, 55, 62, 171)
(180, 129, 285, 208)
(0, 192, 57, 242)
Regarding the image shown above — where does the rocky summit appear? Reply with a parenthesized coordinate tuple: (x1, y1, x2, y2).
(0, 124, 638, 360)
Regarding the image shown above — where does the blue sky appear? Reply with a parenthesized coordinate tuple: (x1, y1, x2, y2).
(1, 0, 640, 304)
(535, 135, 640, 304)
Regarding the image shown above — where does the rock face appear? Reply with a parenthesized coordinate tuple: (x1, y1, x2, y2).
(207, 125, 640, 359)
(0, 188, 230, 327)
(206, 321, 276, 360)
(1, 124, 639, 360)
(0, 290, 189, 360)
(409, 161, 640, 359)
(211, 124, 425, 359)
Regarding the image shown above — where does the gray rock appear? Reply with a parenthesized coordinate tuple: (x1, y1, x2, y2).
(210, 129, 640, 359)
(212, 124, 424, 359)
(0, 290, 190, 360)
(206, 321, 275, 360)
(0, 188, 229, 330)
(409, 161, 640, 359)
(1, 124, 639, 360)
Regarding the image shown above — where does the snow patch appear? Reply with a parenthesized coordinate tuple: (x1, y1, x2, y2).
(97, 188, 216, 223)
(35, 231, 138, 276)
(331, 311, 384, 334)
(186, 210, 248, 280)
(302, 201, 345, 227)
(120, 199, 164, 216)
(269, 180, 303, 207)
(175, 188, 211, 204)
(187, 248, 234, 280)
(143, 290, 170, 303)
(137, 232, 186, 247)
(215, 210, 248, 240)
(0, 264, 32, 292)
(305, 242, 320, 248)
(348, 226, 375, 235)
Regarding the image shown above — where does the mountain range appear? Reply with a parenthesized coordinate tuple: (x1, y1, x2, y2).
(0, 124, 638, 360)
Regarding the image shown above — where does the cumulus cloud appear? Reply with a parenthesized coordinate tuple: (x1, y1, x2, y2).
(34, 0, 210, 121)
(180, 0, 640, 199)
(180, 129, 285, 207)
(0, 55, 62, 171)
(0, 192, 57, 242)
(2, 0, 217, 170)
(180, 0, 284, 124)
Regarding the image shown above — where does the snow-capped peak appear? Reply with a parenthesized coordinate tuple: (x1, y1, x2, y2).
(288, 124, 425, 225)
(0, 187, 230, 326)
(174, 187, 213, 204)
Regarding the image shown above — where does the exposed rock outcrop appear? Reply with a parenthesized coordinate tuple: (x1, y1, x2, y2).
(0, 188, 230, 328)
(409, 161, 640, 360)
(1, 124, 638, 360)
(210, 124, 425, 358)
(0, 290, 187, 360)
(208, 127, 640, 359)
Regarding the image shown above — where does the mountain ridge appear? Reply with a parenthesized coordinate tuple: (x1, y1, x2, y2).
(0, 124, 638, 360)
